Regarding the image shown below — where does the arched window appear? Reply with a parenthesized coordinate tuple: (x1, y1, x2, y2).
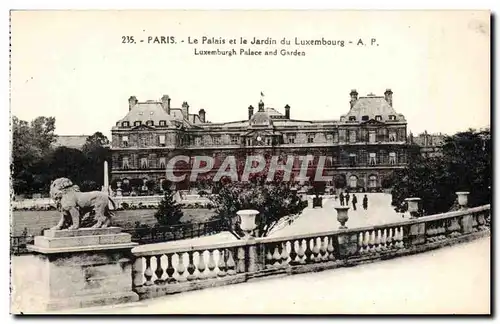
(349, 175, 358, 188)
(368, 175, 378, 188)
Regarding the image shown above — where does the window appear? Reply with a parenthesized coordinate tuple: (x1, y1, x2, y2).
(349, 116, 356, 121)
(362, 115, 369, 121)
(134, 121, 142, 126)
(349, 175, 358, 188)
(369, 131, 376, 143)
(247, 138, 252, 146)
(195, 137, 201, 146)
(389, 152, 396, 165)
(213, 136, 222, 145)
(307, 134, 314, 144)
(159, 120, 167, 126)
(122, 121, 130, 127)
(230, 135, 239, 145)
(369, 153, 377, 165)
(159, 157, 166, 169)
(122, 157, 130, 169)
(338, 129, 346, 142)
(375, 115, 382, 121)
(388, 115, 396, 121)
(159, 135, 166, 146)
(349, 130, 357, 143)
(140, 157, 148, 169)
(389, 131, 397, 142)
(146, 120, 154, 126)
(122, 135, 129, 147)
(368, 175, 378, 188)
(326, 134, 333, 142)
(349, 153, 357, 166)
(287, 134, 296, 144)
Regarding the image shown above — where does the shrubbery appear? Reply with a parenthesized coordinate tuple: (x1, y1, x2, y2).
(209, 181, 308, 237)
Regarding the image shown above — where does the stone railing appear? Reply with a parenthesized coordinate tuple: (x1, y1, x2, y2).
(130, 204, 490, 300)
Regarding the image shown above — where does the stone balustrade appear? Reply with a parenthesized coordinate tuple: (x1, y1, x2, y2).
(130, 204, 490, 300)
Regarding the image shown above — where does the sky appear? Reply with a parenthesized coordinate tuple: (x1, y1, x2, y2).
(10, 10, 490, 139)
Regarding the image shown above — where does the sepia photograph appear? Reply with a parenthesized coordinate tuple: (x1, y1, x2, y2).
(9, 10, 491, 314)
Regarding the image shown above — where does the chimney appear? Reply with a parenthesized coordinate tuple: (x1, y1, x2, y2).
(161, 95, 171, 114)
(199, 109, 206, 123)
(128, 96, 138, 111)
(181, 101, 190, 118)
(384, 89, 393, 106)
(285, 104, 290, 119)
(248, 105, 254, 120)
(258, 100, 265, 112)
(349, 89, 358, 108)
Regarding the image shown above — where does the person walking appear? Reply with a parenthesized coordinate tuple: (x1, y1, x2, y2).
(363, 194, 368, 210)
(339, 192, 345, 206)
(345, 192, 350, 205)
(352, 194, 358, 211)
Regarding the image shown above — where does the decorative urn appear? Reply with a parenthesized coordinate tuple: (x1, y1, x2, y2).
(237, 209, 259, 237)
(405, 197, 421, 218)
(456, 192, 469, 208)
(335, 206, 350, 229)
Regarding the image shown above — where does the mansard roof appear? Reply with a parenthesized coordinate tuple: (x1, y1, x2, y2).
(117, 101, 174, 126)
(342, 94, 405, 122)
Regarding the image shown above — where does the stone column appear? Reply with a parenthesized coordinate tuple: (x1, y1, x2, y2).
(22, 228, 138, 312)
(103, 161, 109, 192)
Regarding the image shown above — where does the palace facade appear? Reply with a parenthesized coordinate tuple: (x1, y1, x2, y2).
(110, 89, 409, 192)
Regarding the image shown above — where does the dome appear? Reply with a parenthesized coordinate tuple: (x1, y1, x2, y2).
(250, 111, 273, 126)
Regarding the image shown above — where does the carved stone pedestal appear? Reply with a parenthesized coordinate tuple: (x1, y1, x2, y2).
(23, 227, 138, 312)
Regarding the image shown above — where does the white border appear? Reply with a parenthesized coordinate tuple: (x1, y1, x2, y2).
(2, 1, 497, 322)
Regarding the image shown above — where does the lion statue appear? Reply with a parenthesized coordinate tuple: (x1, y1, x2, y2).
(49, 177, 116, 230)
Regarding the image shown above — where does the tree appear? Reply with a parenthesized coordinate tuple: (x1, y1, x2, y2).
(390, 129, 491, 215)
(210, 182, 308, 237)
(12, 116, 56, 194)
(81, 132, 111, 187)
(154, 187, 184, 226)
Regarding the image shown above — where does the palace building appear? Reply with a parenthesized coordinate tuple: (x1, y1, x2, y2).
(110, 89, 409, 193)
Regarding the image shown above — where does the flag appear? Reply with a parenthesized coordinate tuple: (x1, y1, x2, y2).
(260, 92, 264, 97)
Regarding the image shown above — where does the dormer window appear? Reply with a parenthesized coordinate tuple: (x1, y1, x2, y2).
(146, 120, 154, 126)
(388, 115, 396, 121)
(159, 120, 167, 126)
(375, 115, 382, 121)
(362, 115, 369, 121)
(122, 121, 130, 127)
(349, 116, 356, 121)
(134, 121, 142, 126)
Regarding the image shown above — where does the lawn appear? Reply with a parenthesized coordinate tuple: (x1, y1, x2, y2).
(11, 208, 216, 236)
